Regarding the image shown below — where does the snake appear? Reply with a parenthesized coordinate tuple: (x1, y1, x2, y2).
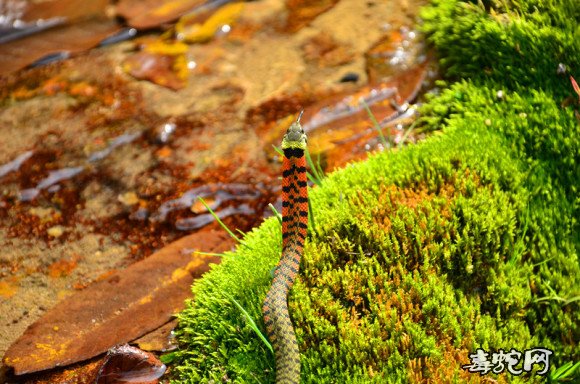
(263, 112, 308, 384)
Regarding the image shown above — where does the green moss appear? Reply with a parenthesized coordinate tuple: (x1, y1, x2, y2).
(420, 0, 580, 98)
(171, 0, 579, 382)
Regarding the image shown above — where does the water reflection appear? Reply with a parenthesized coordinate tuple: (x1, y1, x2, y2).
(0, 150, 33, 178)
(176, 203, 254, 230)
(0, 0, 66, 44)
(19, 166, 84, 201)
(88, 132, 142, 162)
(302, 85, 397, 133)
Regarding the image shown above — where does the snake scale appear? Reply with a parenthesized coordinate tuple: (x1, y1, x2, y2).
(263, 113, 308, 384)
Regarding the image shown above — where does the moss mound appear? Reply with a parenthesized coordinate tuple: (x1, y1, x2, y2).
(170, 1, 579, 382)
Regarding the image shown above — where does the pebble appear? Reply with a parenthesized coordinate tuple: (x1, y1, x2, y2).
(118, 192, 139, 206)
(557, 63, 567, 75)
(47, 226, 65, 238)
(339, 72, 359, 83)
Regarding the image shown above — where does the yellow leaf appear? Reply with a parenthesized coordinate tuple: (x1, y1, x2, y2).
(144, 40, 189, 56)
(181, 2, 244, 44)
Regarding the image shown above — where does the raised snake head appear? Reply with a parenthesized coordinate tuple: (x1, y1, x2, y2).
(281, 111, 307, 150)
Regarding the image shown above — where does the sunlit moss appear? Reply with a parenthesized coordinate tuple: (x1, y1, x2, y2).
(170, 0, 579, 382)
(420, 0, 580, 98)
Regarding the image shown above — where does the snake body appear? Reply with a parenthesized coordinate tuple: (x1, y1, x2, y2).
(263, 115, 308, 384)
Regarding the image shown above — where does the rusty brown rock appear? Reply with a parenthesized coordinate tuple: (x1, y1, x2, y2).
(96, 344, 165, 384)
(19, 356, 104, 384)
(115, 0, 205, 30)
(285, 0, 340, 32)
(366, 28, 428, 83)
(123, 51, 187, 90)
(133, 319, 178, 352)
(293, 60, 432, 171)
(0, 18, 120, 76)
(2, 230, 233, 375)
(15, 344, 164, 384)
(22, 0, 109, 23)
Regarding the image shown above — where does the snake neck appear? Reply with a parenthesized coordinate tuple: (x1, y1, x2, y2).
(279, 147, 308, 282)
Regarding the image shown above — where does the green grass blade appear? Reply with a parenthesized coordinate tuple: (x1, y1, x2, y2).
(268, 203, 283, 226)
(272, 145, 284, 157)
(308, 199, 316, 237)
(307, 171, 321, 186)
(532, 256, 556, 267)
(198, 197, 243, 244)
(550, 360, 580, 381)
(159, 351, 177, 364)
(362, 100, 390, 148)
(305, 147, 324, 186)
(397, 120, 418, 148)
(557, 361, 580, 379)
(222, 291, 273, 354)
(193, 251, 229, 257)
(315, 151, 325, 179)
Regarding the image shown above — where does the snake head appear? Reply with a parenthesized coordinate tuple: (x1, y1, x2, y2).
(281, 111, 307, 150)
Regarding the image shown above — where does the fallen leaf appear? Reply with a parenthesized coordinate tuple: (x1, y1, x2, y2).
(143, 40, 189, 56)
